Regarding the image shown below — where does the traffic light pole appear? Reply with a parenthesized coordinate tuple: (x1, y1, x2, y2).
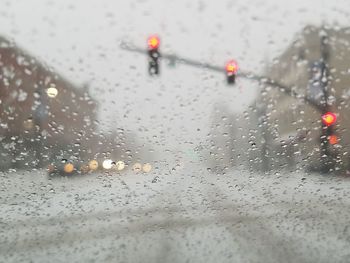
(120, 41, 323, 113)
(319, 35, 337, 172)
(319, 62, 331, 172)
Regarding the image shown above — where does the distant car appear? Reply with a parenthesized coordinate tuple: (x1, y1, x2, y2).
(47, 159, 86, 176)
(47, 149, 89, 176)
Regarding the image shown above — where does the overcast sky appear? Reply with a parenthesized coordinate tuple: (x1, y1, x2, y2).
(0, 0, 349, 152)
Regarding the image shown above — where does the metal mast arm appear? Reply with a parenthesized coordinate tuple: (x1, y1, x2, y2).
(120, 41, 323, 112)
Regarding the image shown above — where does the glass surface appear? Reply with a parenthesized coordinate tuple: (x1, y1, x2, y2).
(1, 0, 350, 262)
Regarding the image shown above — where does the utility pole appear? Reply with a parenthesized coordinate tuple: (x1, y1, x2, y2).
(319, 34, 337, 172)
(33, 85, 48, 168)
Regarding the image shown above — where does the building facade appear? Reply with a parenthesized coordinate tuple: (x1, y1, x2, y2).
(0, 36, 98, 169)
(258, 26, 350, 172)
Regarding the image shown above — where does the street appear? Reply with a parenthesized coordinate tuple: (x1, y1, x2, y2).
(1, 165, 350, 263)
(1, 0, 350, 262)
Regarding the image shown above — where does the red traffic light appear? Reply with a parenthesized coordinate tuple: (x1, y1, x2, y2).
(328, 135, 338, 145)
(147, 35, 160, 50)
(225, 60, 238, 75)
(321, 112, 337, 126)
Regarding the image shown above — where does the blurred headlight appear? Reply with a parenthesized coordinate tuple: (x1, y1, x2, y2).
(132, 163, 142, 173)
(89, 160, 99, 171)
(46, 86, 58, 98)
(115, 161, 125, 171)
(102, 159, 113, 170)
(64, 163, 74, 173)
(142, 163, 152, 173)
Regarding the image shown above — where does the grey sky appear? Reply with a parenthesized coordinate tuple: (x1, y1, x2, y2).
(0, 0, 349, 152)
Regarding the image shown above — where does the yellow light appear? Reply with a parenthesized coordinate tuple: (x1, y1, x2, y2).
(89, 160, 99, 171)
(142, 163, 152, 173)
(64, 163, 74, 173)
(321, 112, 337, 126)
(227, 64, 235, 72)
(115, 161, 125, 171)
(132, 163, 142, 173)
(148, 35, 160, 49)
(47, 86, 58, 98)
(102, 159, 113, 170)
(225, 60, 238, 74)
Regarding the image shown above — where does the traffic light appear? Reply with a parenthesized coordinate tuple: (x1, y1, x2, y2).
(225, 60, 238, 84)
(321, 111, 338, 172)
(321, 111, 338, 146)
(320, 111, 338, 171)
(147, 35, 160, 75)
(321, 112, 337, 126)
(328, 134, 338, 145)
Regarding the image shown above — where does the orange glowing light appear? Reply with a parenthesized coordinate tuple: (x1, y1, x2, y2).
(64, 163, 74, 173)
(147, 35, 160, 50)
(321, 112, 337, 126)
(328, 135, 338, 145)
(225, 60, 238, 74)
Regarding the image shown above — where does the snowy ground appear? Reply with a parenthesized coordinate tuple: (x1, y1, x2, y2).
(1, 164, 350, 263)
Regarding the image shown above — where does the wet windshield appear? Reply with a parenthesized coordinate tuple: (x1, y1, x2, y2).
(1, 1, 350, 262)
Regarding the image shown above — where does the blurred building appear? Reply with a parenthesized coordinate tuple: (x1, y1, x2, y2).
(0, 36, 98, 168)
(254, 25, 350, 171)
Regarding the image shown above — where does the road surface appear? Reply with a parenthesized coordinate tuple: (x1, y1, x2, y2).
(1, 164, 350, 263)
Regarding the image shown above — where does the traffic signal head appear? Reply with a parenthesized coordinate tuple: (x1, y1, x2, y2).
(321, 112, 337, 126)
(225, 60, 238, 84)
(225, 60, 238, 75)
(147, 35, 160, 50)
(147, 35, 160, 75)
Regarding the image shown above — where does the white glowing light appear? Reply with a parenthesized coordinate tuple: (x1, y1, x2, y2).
(46, 87, 58, 98)
(102, 159, 113, 170)
(132, 163, 142, 173)
(88, 160, 99, 171)
(115, 161, 125, 171)
(142, 163, 152, 173)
